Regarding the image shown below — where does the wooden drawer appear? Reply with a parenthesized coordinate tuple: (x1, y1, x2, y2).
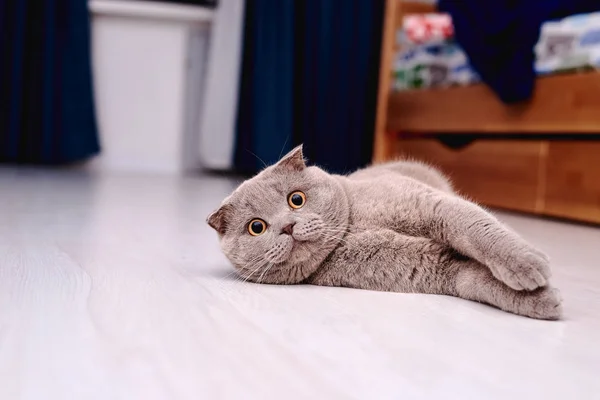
(394, 139, 544, 213)
(393, 138, 600, 224)
(544, 142, 600, 224)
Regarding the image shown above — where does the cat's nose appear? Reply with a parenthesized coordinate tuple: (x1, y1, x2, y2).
(281, 223, 295, 235)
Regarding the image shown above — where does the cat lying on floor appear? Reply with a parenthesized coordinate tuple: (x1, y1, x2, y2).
(207, 145, 562, 320)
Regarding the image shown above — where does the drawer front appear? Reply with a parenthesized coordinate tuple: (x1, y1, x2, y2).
(395, 139, 543, 213)
(544, 142, 600, 224)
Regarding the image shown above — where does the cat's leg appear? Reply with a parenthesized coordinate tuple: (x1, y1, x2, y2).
(309, 229, 562, 320)
(455, 261, 563, 320)
(400, 188, 551, 291)
(310, 229, 469, 296)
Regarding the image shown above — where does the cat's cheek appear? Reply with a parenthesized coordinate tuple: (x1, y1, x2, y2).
(294, 230, 319, 242)
(293, 217, 325, 241)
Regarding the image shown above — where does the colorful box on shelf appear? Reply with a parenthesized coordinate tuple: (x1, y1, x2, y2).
(393, 42, 479, 90)
(535, 11, 600, 74)
(394, 11, 600, 91)
(394, 12, 479, 90)
(402, 13, 453, 46)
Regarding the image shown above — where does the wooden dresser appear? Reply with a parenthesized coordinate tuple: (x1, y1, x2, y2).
(374, 0, 600, 224)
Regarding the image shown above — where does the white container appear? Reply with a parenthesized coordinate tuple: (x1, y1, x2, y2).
(89, 0, 213, 174)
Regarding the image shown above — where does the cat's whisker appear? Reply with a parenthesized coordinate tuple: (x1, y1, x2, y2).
(241, 258, 267, 274)
(318, 225, 348, 233)
(221, 270, 240, 282)
(221, 263, 257, 283)
(319, 233, 348, 244)
(244, 149, 268, 169)
(240, 256, 267, 266)
(318, 227, 347, 232)
(232, 254, 268, 271)
(318, 231, 351, 245)
(278, 135, 290, 160)
(242, 261, 270, 284)
(216, 269, 247, 296)
(258, 262, 276, 283)
(317, 229, 348, 238)
(320, 226, 353, 238)
(219, 256, 269, 296)
(318, 234, 351, 249)
(218, 268, 248, 292)
(318, 228, 352, 238)
(219, 271, 271, 303)
(322, 224, 352, 232)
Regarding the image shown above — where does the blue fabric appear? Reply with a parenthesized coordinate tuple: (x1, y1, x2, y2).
(0, 0, 99, 164)
(235, 0, 295, 171)
(234, 0, 383, 174)
(439, 0, 600, 103)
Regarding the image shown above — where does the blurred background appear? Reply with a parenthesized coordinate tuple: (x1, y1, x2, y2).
(1, 0, 599, 223)
(1, 2, 600, 397)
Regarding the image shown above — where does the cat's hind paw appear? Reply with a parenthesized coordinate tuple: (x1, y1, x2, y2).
(515, 287, 563, 320)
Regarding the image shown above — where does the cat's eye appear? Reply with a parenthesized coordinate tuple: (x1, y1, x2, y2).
(248, 219, 267, 236)
(288, 191, 306, 209)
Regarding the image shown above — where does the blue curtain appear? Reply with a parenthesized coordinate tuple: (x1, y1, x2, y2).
(0, 0, 99, 164)
(234, 0, 384, 174)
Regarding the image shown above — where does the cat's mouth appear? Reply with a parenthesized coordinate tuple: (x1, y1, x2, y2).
(285, 235, 300, 254)
(269, 221, 333, 264)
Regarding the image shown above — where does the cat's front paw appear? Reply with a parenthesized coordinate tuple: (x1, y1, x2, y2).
(490, 249, 551, 291)
(516, 287, 563, 320)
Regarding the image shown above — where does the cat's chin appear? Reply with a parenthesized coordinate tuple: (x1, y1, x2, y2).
(257, 227, 346, 283)
(287, 241, 314, 264)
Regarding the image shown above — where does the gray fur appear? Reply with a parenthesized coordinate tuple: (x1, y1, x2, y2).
(208, 145, 563, 320)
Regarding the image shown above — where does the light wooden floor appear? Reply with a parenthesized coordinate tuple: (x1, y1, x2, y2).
(0, 169, 599, 400)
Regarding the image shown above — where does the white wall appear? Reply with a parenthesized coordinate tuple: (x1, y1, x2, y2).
(197, 0, 245, 170)
(88, 0, 245, 174)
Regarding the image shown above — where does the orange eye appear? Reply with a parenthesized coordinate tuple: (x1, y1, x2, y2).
(248, 219, 267, 236)
(288, 191, 306, 209)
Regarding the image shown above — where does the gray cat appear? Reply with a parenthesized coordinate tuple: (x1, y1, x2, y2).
(208, 145, 562, 320)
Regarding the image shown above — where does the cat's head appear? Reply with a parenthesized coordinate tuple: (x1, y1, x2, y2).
(207, 145, 349, 284)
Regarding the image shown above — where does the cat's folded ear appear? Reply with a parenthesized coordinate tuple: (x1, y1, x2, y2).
(275, 144, 306, 172)
(207, 204, 232, 236)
